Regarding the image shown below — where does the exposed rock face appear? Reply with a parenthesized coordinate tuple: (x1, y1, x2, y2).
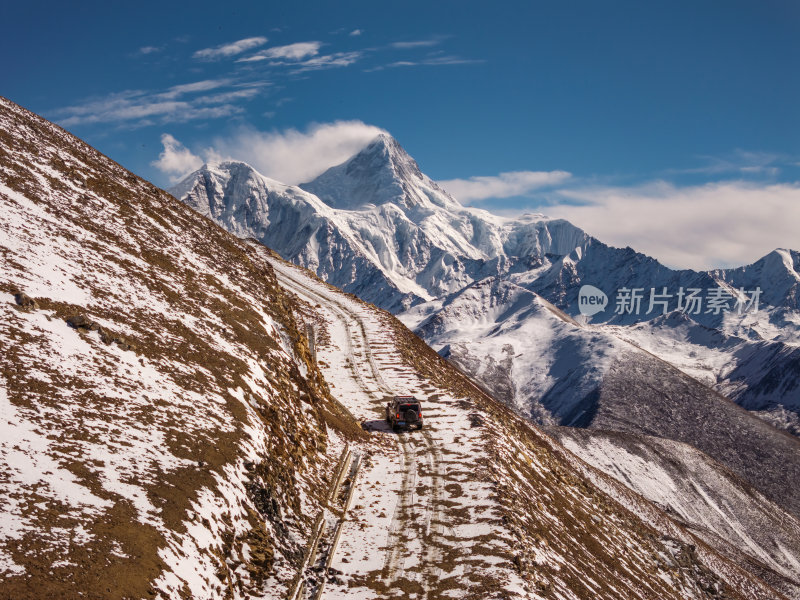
(12, 292, 37, 309)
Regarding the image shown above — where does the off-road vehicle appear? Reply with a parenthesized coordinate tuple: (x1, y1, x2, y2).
(385, 396, 423, 431)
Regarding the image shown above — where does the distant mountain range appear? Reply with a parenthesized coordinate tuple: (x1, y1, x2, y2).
(171, 135, 588, 313)
(171, 133, 800, 437)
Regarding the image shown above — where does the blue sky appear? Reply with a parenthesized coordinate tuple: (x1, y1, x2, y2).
(2, 0, 799, 268)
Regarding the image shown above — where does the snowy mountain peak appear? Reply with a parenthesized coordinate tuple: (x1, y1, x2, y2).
(713, 247, 800, 310)
(764, 248, 800, 280)
(360, 132, 424, 179)
(175, 160, 288, 195)
(300, 133, 459, 212)
(170, 136, 599, 313)
(171, 161, 267, 216)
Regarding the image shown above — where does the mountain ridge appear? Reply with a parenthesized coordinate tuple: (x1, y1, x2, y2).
(171, 138, 592, 312)
(164, 121, 800, 596)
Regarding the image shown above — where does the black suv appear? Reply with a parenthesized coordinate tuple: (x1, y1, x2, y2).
(386, 396, 423, 431)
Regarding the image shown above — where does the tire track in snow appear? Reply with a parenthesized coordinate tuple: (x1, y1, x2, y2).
(420, 429, 446, 593)
(382, 431, 417, 584)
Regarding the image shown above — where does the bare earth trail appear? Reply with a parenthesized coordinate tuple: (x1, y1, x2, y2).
(268, 257, 524, 599)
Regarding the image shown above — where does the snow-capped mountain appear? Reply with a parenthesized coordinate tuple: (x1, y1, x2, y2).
(170, 160, 413, 310)
(171, 134, 588, 312)
(299, 133, 461, 212)
(405, 275, 800, 516)
(404, 239, 800, 434)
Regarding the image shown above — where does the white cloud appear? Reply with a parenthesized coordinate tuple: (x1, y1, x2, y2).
(546, 181, 800, 269)
(52, 79, 263, 127)
(238, 41, 322, 63)
(193, 86, 265, 105)
(291, 51, 364, 73)
(57, 96, 243, 127)
(390, 39, 442, 49)
(153, 121, 385, 185)
(439, 171, 573, 202)
(238, 43, 361, 73)
(161, 78, 231, 99)
(349, 29, 363, 36)
(210, 121, 386, 183)
(193, 36, 268, 60)
(151, 134, 203, 182)
(370, 56, 483, 71)
(137, 46, 162, 55)
(671, 149, 785, 177)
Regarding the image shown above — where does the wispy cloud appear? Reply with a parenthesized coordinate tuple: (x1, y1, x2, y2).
(193, 36, 268, 60)
(154, 121, 385, 185)
(423, 56, 483, 66)
(439, 171, 572, 202)
(160, 79, 232, 99)
(390, 38, 444, 49)
(369, 55, 484, 71)
(52, 78, 265, 127)
(541, 180, 800, 269)
(235, 41, 366, 73)
(292, 51, 364, 73)
(193, 86, 266, 105)
(669, 149, 786, 177)
(238, 41, 322, 63)
(349, 29, 363, 36)
(58, 100, 243, 127)
(137, 45, 162, 55)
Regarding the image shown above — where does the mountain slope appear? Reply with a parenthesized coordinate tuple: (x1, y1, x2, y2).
(406, 276, 800, 517)
(551, 428, 800, 597)
(170, 137, 799, 435)
(264, 251, 787, 600)
(0, 96, 362, 598)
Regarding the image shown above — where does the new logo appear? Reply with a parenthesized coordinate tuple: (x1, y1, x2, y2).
(578, 285, 608, 316)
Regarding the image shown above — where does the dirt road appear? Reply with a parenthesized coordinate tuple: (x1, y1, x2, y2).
(269, 259, 515, 599)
